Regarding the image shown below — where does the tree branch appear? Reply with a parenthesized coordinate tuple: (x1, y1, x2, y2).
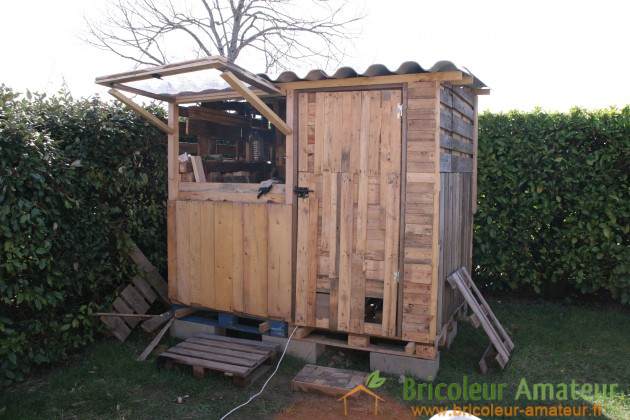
(84, 0, 363, 72)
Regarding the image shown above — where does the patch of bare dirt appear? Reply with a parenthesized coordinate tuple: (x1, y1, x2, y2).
(275, 392, 414, 420)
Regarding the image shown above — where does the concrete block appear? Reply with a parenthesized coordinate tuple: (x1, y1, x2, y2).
(370, 352, 440, 381)
(263, 335, 324, 364)
(170, 319, 223, 340)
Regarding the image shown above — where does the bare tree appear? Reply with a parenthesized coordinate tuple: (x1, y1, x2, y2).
(85, 0, 362, 72)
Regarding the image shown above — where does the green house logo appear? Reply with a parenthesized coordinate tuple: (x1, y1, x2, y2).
(365, 370, 386, 389)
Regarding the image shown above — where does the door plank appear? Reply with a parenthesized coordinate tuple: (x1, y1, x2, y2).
(313, 93, 325, 174)
(231, 204, 244, 312)
(198, 202, 215, 309)
(188, 202, 202, 307)
(298, 93, 310, 172)
(176, 201, 191, 304)
(295, 172, 316, 324)
(381, 90, 403, 337)
(243, 204, 268, 317)
(337, 173, 354, 331)
(267, 204, 292, 319)
(214, 202, 233, 311)
(305, 175, 320, 325)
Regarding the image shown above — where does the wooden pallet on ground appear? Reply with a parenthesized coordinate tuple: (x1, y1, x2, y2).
(157, 333, 280, 386)
(291, 364, 367, 397)
(447, 267, 514, 372)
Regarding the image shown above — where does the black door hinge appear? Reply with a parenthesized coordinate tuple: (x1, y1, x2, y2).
(294, 186, 313, 198)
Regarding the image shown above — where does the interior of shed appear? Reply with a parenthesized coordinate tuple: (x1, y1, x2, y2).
(94, 57, 289, 186)
(179, 98, 286, 184)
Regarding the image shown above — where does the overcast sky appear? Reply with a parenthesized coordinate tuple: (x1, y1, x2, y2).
(1, 0, 628, 112)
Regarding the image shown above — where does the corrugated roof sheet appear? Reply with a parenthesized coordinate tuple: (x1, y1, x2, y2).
(259, 60, 486, 89)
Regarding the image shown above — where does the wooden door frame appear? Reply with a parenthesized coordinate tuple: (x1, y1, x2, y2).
(290, 85, 407, 337)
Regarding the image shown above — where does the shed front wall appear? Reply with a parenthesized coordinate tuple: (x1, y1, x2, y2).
(170, 201, 292, 320)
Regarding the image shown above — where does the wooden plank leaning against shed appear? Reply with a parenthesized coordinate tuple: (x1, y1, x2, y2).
(190, 156, 206, 182)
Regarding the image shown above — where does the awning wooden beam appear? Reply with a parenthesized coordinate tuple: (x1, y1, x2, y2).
(108, 89, 174, 135)
(174, 88, 274, 104)
(220, 71, 292, 136)
(96, 56, 281, 96)
(112, 83, 174, 102)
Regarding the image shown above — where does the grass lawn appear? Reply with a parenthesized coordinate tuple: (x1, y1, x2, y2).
(1, 298, 629, 419)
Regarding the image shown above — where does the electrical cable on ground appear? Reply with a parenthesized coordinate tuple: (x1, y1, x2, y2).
(219, 325, 299, 420)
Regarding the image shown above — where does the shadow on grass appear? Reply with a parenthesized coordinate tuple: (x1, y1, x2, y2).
(381, 298, 630, 419)
(1, 299, 628, 419)
(0, 333, 304, 420)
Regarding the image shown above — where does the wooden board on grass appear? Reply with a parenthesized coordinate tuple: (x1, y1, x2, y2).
(291, 364, 367, 397)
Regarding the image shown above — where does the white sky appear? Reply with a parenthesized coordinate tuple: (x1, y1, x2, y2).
(1, 0, 628, 112)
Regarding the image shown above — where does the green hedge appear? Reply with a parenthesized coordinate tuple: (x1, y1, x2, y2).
(0, 86, 167, 384)
(474, 107, 629, 303)
(1, 86, 628, 384)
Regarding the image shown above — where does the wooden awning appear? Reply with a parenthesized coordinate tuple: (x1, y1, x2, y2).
(95, 56, 281, 99)
(97, 56, 291, 135)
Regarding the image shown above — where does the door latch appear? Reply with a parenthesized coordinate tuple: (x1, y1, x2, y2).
(294, 186, 313, 199)
(396, 103, 404, 119)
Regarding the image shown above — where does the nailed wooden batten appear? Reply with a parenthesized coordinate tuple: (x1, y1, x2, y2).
(108, 89, 173, 134)
(220, 71, 292, 135)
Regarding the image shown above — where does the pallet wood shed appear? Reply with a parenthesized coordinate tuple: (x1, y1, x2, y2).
(97, 56, 488, 360)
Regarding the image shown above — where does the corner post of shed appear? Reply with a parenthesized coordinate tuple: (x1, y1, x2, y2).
(429, 81, 442, 342)
(167, 102, 179, 300)
(167, 103, 180, 200)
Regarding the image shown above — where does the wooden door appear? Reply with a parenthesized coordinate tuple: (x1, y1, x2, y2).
(295, 89, 403, 338)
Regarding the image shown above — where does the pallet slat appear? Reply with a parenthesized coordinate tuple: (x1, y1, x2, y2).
(447, 267, 514, 370)
(161, 351, 251, 376)
(194, 332, 280, 351)
(186, 338, 271, 357)
(177, 341, 265, 362)
(159, 334, 277, 382)
(168, 345, 259, 367)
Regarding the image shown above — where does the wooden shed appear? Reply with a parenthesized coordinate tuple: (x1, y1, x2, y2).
(97, 56, 488, 361)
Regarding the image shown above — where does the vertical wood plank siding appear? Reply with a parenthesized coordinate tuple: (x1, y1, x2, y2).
(402, 81, 440, 344)
(169, 201, 293, 321)
(436, 84, 476, 331)
(294, 89, 402, 339)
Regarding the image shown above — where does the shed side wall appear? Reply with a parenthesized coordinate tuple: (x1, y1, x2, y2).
(437, 84, 476, 330)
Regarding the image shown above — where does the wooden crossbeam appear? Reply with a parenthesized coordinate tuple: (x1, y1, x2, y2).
(112, 83, 173, 102)
(108, 89, 174, 135)
(97, 56, 281, 96)
(220, 71, 293, 136)
(179, 106, 250, 127)
(97, 57, 225, 85)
